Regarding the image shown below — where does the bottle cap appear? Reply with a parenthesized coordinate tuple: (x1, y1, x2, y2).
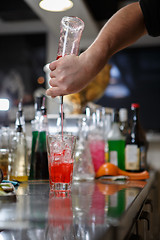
(131, 103, 140, 109)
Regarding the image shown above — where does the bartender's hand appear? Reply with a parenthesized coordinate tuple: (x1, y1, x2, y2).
(46, 54, 93, 98)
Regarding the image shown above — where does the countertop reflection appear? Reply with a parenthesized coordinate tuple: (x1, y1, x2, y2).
(0, 174, 155, 240)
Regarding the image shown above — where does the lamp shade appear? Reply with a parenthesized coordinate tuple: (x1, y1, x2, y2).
(39, 0, 73, 12)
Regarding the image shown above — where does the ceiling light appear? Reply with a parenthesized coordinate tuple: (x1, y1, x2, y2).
(39, 0, 73, 12)
(0, 99, 9, 111)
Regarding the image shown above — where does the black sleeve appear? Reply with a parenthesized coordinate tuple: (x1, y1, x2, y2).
(139, 0, 160, 37)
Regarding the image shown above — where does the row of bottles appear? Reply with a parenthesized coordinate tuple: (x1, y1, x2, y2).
(107, 103, 148, 172)
(8, 99, 148, 182)
(8, 96, 49, 182)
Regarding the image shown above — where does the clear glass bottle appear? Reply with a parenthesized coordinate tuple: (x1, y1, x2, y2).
(125, 103, 148, 172)
(10, 116, 28, 182)
(56, 16, 85, 135)
(57, 16, 84, 57)
(34, 97, 49, 180)
(107, 109, 125, 170)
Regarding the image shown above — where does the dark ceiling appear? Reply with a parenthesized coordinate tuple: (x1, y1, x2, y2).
(0, 0, 40, 21)
(84, 0, 138, 21)
(84, 0, 119, 21)
(0, 0, 138, 22)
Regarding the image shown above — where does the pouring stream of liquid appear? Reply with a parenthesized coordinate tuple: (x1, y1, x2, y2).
(60, 96, 64, 138)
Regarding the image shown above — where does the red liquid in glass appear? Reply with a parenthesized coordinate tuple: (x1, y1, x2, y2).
(48, 150, 74, 184)
(49, 159, 73, 184)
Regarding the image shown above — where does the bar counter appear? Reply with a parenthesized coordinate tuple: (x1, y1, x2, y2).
(0, 171, 159, 240)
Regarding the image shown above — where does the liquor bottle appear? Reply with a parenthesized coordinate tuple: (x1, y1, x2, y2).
(15, 99, 25, 133)
(107, 109, 125, 170)
(29, 95, 43, 180)
(119, 108, 129, 137)
(34, 97, 49, 180)
(10, 111, 28, 182)
(125, 103, 148, 172)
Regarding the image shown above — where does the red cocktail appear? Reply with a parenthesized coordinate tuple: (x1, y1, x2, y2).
(48, 153, 74, 185)
(47, 134, 76, 192)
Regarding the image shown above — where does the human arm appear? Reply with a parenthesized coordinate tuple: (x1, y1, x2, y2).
(46, 2, 147, 98)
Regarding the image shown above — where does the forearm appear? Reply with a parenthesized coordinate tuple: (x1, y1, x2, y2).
(47, 2, 147, 97)
(81, 2, 147, 79)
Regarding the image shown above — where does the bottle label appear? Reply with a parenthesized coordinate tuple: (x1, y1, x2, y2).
(109, 151, 118, 166)
(125, 145, 140, 170)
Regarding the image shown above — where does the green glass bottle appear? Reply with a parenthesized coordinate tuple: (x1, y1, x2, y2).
(34, 97, 49, 180)
(107, 109, 125, 170)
